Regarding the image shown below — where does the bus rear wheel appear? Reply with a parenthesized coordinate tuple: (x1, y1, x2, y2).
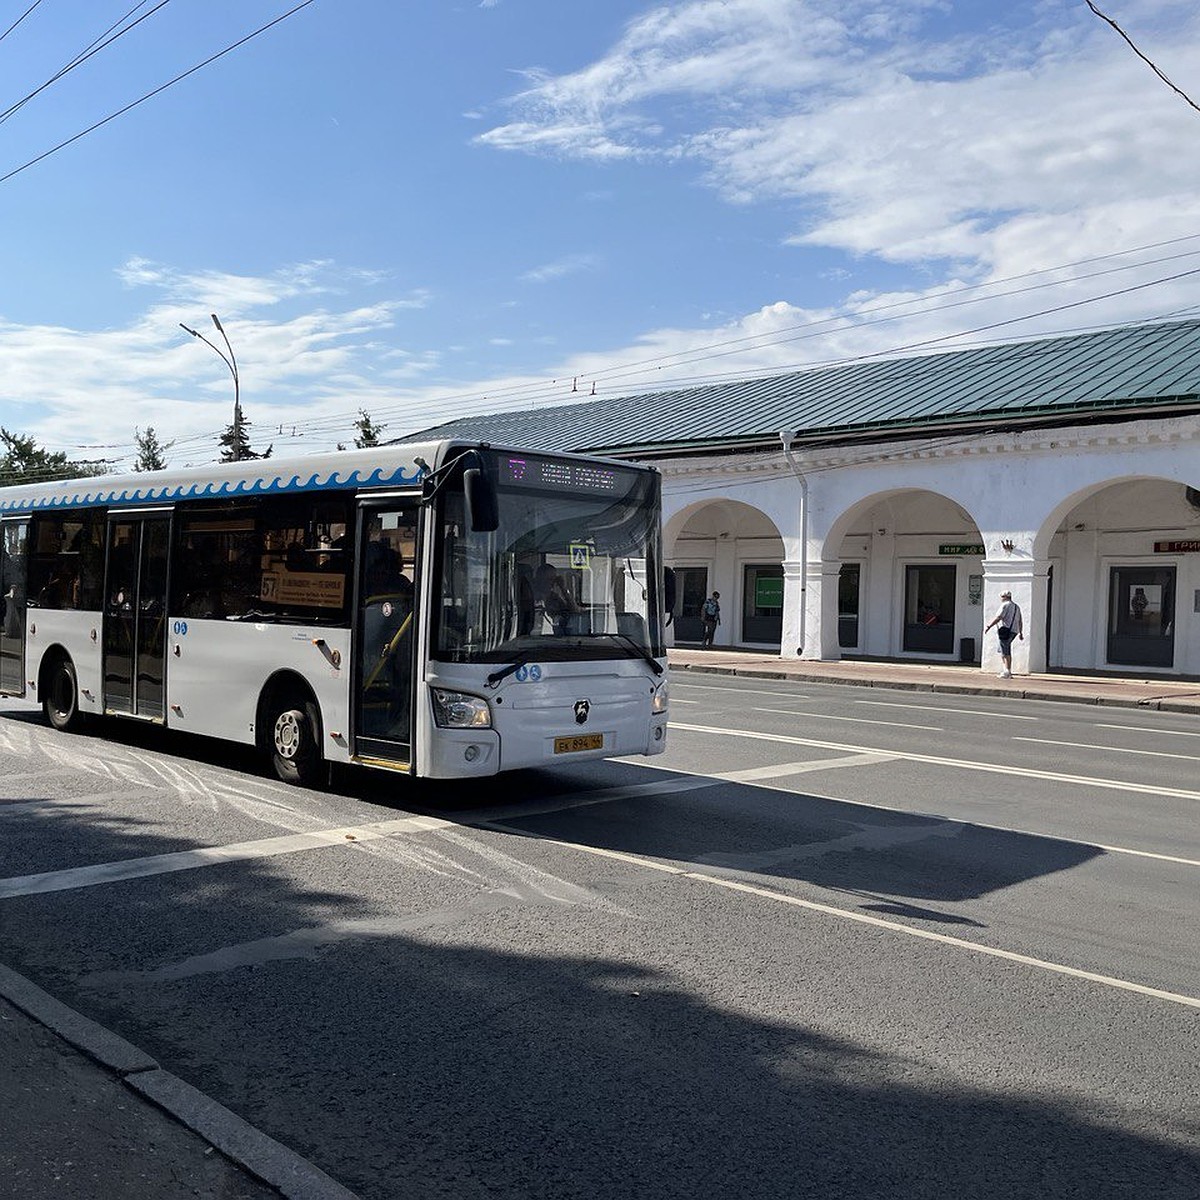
(44, 657, 82, 733)
(269, 699, 322, 787)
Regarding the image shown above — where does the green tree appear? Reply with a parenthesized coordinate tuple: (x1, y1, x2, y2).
(218, 409, 272, 463)
(353, 409, 387, 449)
(133, 426, 173, 472)
(0, 428, 109, 486)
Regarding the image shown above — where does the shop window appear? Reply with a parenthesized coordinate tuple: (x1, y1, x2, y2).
(742, 564, 783, 645)
(903, 565, 956, 654)
(1108, 566, 1175, 668)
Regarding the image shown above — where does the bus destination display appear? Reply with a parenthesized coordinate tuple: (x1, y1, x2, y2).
(500, 454, 620, 495)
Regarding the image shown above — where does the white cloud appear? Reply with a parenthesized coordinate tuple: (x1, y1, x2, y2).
(520, 254, 601, 284)
(478, 0, 1200, 282)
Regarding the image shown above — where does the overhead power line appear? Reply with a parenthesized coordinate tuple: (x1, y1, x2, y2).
(1086, 0, 1200, 114)
(0, 0, 46, 46)
(0, 1, 172, 128)
(0, 0, 317, 187)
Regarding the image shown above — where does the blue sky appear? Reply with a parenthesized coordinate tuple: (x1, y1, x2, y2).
(1, 0, 1199, 469)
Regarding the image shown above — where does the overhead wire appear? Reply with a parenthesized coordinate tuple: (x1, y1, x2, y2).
(0, 0, 317, 187)
(0, 0, 45, 46)
(0, 1, 170, 127)
(19, 234, 1200, 470)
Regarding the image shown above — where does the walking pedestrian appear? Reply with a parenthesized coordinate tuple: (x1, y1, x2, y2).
(700, 591, 721, 648)
(984, 589, 1023, 678)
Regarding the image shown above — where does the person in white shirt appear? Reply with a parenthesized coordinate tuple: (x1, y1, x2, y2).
(984, 590, 1023, 678)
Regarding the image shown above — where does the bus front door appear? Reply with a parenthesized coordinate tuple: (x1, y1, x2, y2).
(103, 515, 170, 719)
(354, 503, 419, 768)
(0, 520, 28, 696)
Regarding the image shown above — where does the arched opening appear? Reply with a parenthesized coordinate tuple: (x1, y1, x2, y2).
(825, 489, 984, 661)
(1038, 477, 1200, 673)
(666, 499, 785, 648)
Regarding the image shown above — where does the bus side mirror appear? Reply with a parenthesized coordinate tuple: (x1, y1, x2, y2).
(664, 567, 677, 627)
(464, 466, 499, 533)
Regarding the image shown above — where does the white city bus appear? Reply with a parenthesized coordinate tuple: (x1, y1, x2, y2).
(0, 440, 670, 784)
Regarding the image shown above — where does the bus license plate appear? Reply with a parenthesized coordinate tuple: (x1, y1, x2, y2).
(554, 733, 604, 754)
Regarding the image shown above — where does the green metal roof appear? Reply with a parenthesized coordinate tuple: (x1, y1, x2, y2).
(410, 318, 1200, 457)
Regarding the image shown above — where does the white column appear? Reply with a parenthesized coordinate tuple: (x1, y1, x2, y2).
(780, 558, 805, 659)
(801, 561, 842, 661)
(981, 558, 1051, 675)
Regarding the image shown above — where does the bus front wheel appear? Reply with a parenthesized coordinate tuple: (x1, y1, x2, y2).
(269, 699, 322, 787)
(44, 657, 82, 733)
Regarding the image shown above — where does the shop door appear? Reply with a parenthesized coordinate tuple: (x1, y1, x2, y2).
(0, 521, 28, 695)
(354, 502, 419, 766)
(742, 564, 783, 645)
(903, 564, 956, 654)
(672, 567, 709, 643)
(1108, 566, 1175, 668)
(838, 563, 861, 649)
(103, 516, 170, 718)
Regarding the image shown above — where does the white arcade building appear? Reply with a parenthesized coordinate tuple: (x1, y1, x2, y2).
(422, 317, 1200, 679)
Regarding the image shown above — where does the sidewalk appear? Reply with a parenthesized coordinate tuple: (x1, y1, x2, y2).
(0, 966, 356, 1199)
(667, 647, 1200, 715)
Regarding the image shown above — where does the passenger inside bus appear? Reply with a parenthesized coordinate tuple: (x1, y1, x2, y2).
(360, 544, 414, 738)
(534, 562, 579, 635)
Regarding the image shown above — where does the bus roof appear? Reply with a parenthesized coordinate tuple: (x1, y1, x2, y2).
(0, 438, 654, 515)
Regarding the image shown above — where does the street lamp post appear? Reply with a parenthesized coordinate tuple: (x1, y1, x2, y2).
(180, 313, 242, 461)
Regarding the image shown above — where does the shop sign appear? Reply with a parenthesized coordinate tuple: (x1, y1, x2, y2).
(1154, 540, 1200, 553)
(755, 576, 783, 608)
(939, 544, 984, 556)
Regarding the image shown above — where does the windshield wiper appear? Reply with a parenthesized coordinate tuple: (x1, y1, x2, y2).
(600, 632, 664, 675)
(486, 658, 533, 688)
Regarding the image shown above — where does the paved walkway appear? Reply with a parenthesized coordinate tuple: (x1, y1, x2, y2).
(668, 648, 1200, 714)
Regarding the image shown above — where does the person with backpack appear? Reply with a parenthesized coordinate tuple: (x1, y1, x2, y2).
(700, 590, 721, 647)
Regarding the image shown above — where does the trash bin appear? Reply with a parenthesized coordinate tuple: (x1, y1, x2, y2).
(959, 637, 976, 663)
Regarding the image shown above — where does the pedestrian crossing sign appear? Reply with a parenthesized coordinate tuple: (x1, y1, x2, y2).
(569, 542, 591, 569)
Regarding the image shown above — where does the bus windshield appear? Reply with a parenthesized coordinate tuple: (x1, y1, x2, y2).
(434, 451, 664, 664)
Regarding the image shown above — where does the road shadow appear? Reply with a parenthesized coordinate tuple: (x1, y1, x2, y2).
(0, 749, 1197, 1200)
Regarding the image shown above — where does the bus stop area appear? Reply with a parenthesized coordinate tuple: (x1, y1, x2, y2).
(667, 647, 1200, 714)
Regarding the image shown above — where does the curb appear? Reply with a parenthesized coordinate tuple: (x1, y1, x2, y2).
(668, 662, 1200, 713)
(0, 962, 359, 1200)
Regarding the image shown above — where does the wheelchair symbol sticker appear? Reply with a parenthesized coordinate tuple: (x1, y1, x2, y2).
(514, 665, 543, 683)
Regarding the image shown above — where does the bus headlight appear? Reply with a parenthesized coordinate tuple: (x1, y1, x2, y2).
(431, 689, 492, 729)
(652, 683, 668, 714)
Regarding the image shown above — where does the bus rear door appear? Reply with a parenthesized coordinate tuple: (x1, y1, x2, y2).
(103, 513, 170, 719)
(0, 520, 28, 696)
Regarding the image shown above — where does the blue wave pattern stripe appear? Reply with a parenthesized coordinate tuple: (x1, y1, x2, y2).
(0, 465, 424, 514)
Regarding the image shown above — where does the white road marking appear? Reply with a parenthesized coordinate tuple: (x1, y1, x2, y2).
(754, 707, 943, 732)
(855, 699, 1039, 721)
(631, 755, 1200, 870)
(1096, 723, 1200, 740)
(1015, 736, 1200, 762)
(669, 697, 701, 704)
(0, 815, 456, 899)
(0, 778, 721, 900)
(718, 753, 899, 782)
(479, 818, 1200, 1011)
(671, 682, 811, 700)
(670, 721, 1200, 803)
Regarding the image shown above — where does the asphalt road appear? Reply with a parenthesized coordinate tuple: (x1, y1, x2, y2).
(1, 671, 1199, 1199)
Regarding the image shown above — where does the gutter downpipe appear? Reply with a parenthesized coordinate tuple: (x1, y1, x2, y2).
(780, 430, 807, 657)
